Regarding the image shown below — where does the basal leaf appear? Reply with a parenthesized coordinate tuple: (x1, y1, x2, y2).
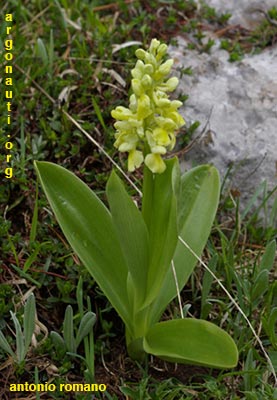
(35, 161, 131, 329)
(106, 171, 149, 309)
(148, 165, 220, 324)
(141, 158, 180, 308)
(143, 319, 238, 368)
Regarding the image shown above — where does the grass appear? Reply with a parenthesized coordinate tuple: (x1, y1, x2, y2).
(0, 0, 277, 399)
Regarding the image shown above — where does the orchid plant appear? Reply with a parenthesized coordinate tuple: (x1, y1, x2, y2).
(35, 39, 238, 368)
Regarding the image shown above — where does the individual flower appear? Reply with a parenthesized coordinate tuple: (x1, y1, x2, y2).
(111, 38, 185, 174)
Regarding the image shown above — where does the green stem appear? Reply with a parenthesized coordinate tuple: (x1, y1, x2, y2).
(125, 161, 155, 362)
(126, 313, 148, 362)
(127, 337, 146, 362)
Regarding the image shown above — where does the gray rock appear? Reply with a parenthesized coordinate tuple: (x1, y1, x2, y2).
(198, 0, 277, 29)
(169, 5, 277, 215)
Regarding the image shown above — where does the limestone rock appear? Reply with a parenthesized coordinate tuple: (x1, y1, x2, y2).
(169, 4, 277, 212)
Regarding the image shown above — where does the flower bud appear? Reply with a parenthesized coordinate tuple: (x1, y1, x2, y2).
(129, 94, 137, 111)
(131, 60, 144, 79)
(158, 59, 174, 76)
(141, 74, 152, 89)
(157, 43, 167, 56)
(135, 49, 146, 60)
(111, 106, 132, 120)
(131, 79, 143, 96)
(164, 77, 179, 92)
(149, 38, 160, 53)
(144, 64, 154, 75)
(155, 97, 171, 107)
(144, 52, 157, 67)
(170, 100, 183, 109)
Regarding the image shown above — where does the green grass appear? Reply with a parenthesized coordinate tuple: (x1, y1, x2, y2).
(1, 0, 277, 399)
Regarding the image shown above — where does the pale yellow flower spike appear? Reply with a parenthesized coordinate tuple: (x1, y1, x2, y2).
(111, 38, 185, 174)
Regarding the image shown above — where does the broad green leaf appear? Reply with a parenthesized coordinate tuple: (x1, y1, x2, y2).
(148, 165, 220, 324)
(143, 319, 238, 368)
(106, 171, 149, 309)
(35, 161, 131, 329)
(141, 158, 180, 307)
(23, 294, 36, 357)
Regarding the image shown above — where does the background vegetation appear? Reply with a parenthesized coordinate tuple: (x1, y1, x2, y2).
(0, 0, 277, 399)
